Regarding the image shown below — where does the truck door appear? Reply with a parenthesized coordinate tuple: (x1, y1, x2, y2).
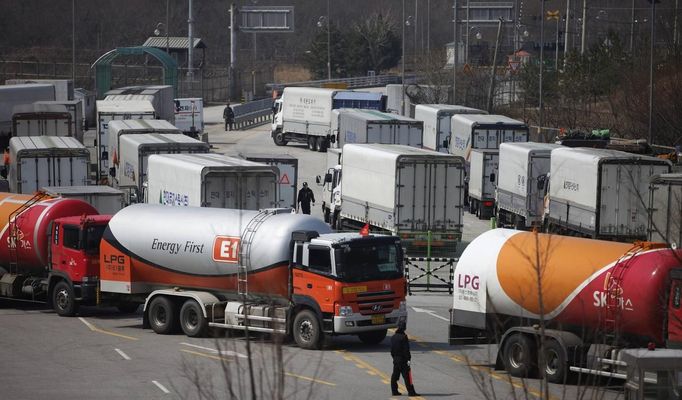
(529, 155, 551, 219)
(667, 269, 682, 347)
(293, 244, 334, 312)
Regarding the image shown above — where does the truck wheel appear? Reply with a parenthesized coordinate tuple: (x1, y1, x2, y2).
(273, 131, 288, 146)
(358, 329, 387, 345)
(180, 299, 208, 338)
(542, 339, 568, 384)
(293, 310, 322, 350)
(53, 281, 78, 317)
(316, 137, 327, 152)
(148, 296, 179, 335)
(117, 302, 139, 314)
(503, 333, 536, 378)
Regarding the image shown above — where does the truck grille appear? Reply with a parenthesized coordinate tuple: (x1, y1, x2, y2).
(356, 290, 397, 315)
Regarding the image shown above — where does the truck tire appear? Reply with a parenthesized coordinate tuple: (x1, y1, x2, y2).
(316, 137, 327, 152)
(53, 281, 78, 317)
(502, 333, 536, 378)
(542, 339, 568, 384)
(180, 299, 208, 337)
(273, 131, 288, 146)
(293, 309, 322, 350)
(358, 329, 387, 345)
(148, 296, 179, 335)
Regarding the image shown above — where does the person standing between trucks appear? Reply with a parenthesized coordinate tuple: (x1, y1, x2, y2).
(297, 182, 315, 215)
(390, 321, 419, 397)
(223, 102, 235, 131)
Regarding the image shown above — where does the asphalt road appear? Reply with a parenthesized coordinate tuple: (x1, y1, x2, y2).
(0, 111, 624, 400)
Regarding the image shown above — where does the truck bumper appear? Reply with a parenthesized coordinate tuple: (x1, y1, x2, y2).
(333, 309, 407, 334)
(75, 282, 98, 305)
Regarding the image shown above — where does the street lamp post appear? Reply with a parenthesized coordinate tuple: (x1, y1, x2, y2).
(72, 0, 75, 84)
(401, 0, 406, 116)
(317, 13, 331, 81)
(649, 0, 656, 145)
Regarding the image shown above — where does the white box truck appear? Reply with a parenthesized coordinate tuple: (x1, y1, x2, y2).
(8, 136, 89, 194)
(112, 133, 210, 204)
(547, 147, 671, 241)
(648, 173, 682, 248)
(11, 103, 73, 139)
(41, 185, 125, 214)
(448, 114, 528, 163)
(318, 144, 464, 257)
(96, 100, 156, 179)
(5, 79, 73, 101)
(34, 100, 84, 141)
(414, 104, 485, 153)
(271, 87, 386, 151)
(467, 149, 499, 220)
(146, 153, 278, 210)
(105, 85, 175, 123)
(0, 84, 55, 143)
(332, 109, 423, 149)
(107, 119, 181, 173)
(495, 142, 562, 229)
(244, 154, 298, 209)
(173, 98, 204, 136)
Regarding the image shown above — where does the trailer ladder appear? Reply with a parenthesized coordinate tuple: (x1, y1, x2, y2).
(8, 192, 48, 274)
(237, 210, 275, 296)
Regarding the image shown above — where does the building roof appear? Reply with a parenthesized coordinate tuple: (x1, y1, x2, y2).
(142, 37, 206, 50)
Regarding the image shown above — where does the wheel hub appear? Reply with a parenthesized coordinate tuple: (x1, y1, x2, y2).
(509, 342, 525, 369)
(55, 289, 69, 310)
(299, 320, 313, 342)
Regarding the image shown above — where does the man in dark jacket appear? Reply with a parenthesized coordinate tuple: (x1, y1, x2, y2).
(390, 321, 419, 396)
(297, 182, 315, 215)
(223, 102, 235, 131)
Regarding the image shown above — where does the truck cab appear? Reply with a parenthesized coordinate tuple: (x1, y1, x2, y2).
(291, 231, 407, 345)
(271, 98, 283, 134)
(50, 215, 111, 314)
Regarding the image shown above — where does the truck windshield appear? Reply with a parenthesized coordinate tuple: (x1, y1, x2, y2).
(83, 225, 106, 255)
(335, 241, 402, 282)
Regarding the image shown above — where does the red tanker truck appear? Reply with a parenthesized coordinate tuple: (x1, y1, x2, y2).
(0, 193, 406, 349)
(449, 229, 682, 383)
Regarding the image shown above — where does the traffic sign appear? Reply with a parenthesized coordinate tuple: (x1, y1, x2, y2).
(279, 173, 290, 185)
(508, 60, 521, 73)
(463, 63, 472, 74)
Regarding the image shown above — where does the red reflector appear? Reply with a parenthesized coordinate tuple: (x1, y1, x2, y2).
(483, 201, 494, 207)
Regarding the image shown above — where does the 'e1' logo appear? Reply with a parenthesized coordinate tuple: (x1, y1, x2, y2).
(212, 236, 240, 263)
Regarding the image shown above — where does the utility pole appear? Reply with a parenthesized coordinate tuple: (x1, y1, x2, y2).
(229, 3, 237, 100)
(166, 0, 170, 54)
(427, 0, 431, 52)
(580, 0, 587, 55)
(630, 0, 636, 53)
(487, 18, 503, 113)
(72, 0, 76, 84)
(648, 0, 656, 145)
(327, 0, 331, 80)
(188, 0, 194, 78)
(414, 0, 419, 64)
(564, 0, 570, 67)
(539, 0, 545, 131)
(453, 0, 458, 104)
(401, 0, 406, 116)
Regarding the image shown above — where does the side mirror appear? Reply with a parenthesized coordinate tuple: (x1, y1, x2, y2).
(109, 167, 116, 177)
(316, 175, 322, 185)
(537, 174, 546, 190)
(325, 173, 333, 183)
(489, 173, 496, 183)
(329, 134, 336, 144)
(443, 136, 451, 149)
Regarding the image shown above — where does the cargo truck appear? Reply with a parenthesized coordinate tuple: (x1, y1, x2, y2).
(271, 87, 386, 151)
(11, 103, 75, 141)
(414, 104, 485, 153)
(467, 149, 499, 220)
(35, 100, 84, 141)
(5, 79, 73, 101)
(105, 85, 175, 124)
(545, 147, 671, 241)
(96, 100, 156, 180)
(244, 154, 298, 209)
(173, 98, 204, 136)
(107, 119, 183, 182)
(0, 194, 407, 348)
(318, 144, 464, 257)
(41, 185, 125, 215)
(111, 133, 210, 204)
(495, 142, 562, 229)
(0, 84, 55, 145)
(648, 173, 682, 248)
(331, 109, 423, 149)
(450, 229, 682, 384)
(8, 137, 90, 194)
(147, 153, 278, 210)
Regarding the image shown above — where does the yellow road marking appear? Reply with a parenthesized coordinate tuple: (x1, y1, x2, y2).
(181, 349, 336, 387)
(78, 317, 138, 341)
(335, 350, 425, 400)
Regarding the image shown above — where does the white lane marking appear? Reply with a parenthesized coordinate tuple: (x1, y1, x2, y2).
(114, 348, 131, 360)
(78, 317, 96, 330)
(411, 306, 450, 322)
(152, 380, 170, 394)
(180, 342, 248, 358)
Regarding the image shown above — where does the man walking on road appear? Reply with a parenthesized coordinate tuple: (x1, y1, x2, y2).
(223, 102, 235, 131)
(297, 182, 315, 215)
(390, 321, 419, 397)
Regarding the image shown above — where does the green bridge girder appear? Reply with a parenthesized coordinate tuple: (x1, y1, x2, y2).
(92, 46, 178, 99)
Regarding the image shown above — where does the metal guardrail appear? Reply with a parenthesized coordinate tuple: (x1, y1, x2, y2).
(405, 257, 457, 294)
(232, 98, 274, 130)
(265, 74, 417, 92)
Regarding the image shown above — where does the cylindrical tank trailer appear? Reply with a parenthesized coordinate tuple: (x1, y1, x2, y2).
(450, 229, 682, 381)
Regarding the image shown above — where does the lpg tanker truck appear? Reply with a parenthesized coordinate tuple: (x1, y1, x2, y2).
(450, 229, 682, 383)
(0, 193, 406, 349)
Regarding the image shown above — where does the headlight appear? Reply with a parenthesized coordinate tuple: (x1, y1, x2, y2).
(399, 301, 407, 312)
(339, 305, 353, 316)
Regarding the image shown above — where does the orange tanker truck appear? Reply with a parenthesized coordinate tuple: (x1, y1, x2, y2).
(0, 193, 406, 348)
(449, 229, 682, 383)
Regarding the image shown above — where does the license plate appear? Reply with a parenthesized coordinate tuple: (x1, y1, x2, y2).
(371, 314, 385, 325)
